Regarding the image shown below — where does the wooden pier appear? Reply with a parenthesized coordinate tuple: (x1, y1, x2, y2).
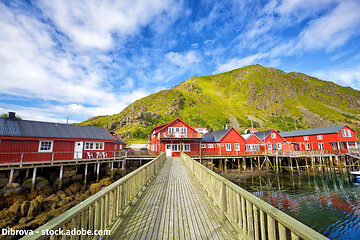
(25, 152, 329, 240)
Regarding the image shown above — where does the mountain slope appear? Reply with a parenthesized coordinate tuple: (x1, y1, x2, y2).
(80, 65, 360, 140)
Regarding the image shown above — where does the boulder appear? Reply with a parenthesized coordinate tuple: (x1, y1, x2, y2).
(27, 199, 41, 218)
(68, 182, 81, 194)
(9, 201, 21, 215)
(1, 183, 24, 196)
(44, 194, 60, 206)
(64, 188, 73, 196)
(56, 190, 67, 200)
(21, 179, 33, 189)
(89, 183, 102, 195)
(21, 201, 30, 217)
(35, 181, 49, 191)
(71, 174, 83, 183)
(0, 177, 8, 188)
(63, 170, 77, 178)
(39, 185, 53, 196)
(35, 195, 45, 207)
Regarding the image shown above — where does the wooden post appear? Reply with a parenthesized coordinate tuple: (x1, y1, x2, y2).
(242, 158, 247, 171)
(84, 163, 88, 185)
(224, 158, 227, 174)
(257, 157, 260, 171)
(290, 157, 294, 174)
(237, 158, 240, 173)
(32, 167, 37, 190)
(59, 165, 63, 188)
(25, 168, 29, 178)
(250, 158, 253, 172)
(97, 163, 100, 182)
(9, 168, 14, 184)
(275, 156, 279, 173)
(111, 161, 114, 179)
(199, 141, 202, 164)
(295, 158, 300, 174)
(220, 181, 227, 221)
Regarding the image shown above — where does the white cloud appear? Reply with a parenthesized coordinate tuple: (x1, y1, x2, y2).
(37, 0, 177, 49)
(298, 1, 360, 51)
(313, 65, 360, 90)
(215, 53, 267, 73)
(166, 51, 201, 67)
(191, 43, 199, 48)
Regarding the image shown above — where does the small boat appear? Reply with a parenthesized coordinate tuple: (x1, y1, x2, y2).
(350, 171, 360, 181)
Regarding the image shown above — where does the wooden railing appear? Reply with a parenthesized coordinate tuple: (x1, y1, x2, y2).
(22, 152, 166, 240)
(181, 152, 329, 240)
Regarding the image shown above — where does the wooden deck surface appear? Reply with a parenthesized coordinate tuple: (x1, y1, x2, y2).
(111, 157, 238, 240)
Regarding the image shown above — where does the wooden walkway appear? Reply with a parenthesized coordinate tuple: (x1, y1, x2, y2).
(111, 157, 238, 239)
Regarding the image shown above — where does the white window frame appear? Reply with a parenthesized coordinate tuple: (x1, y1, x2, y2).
(304, 136, 309, 141)
(317, 135, 323, 140)
(39, 140, 53, 152)
(201, 144, 206, 148)
(268, 144, 272, 150)
(85, 142, 104, 150)
(341, 129, 347, 137)
(304, 144, 310, 150)
(182, 144, 190, 152)
(347, 129, 351, 137)
(234, 143, 240, 151)
(318, 143, 324, 150)
(225, 143, 231, 151)
(208, 144, 214, 148)
(277, 143, 282, 150)
(172, 144, 180, 152)
(271, 133, 276, 139)
(245, 144, 259, 151)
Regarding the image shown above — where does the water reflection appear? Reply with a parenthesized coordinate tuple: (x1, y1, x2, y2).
(233, 172, 360, 240)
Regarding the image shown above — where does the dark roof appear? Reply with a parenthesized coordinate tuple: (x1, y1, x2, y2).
(254, 130, 273, 140)
(113, 135, 126, 145)
(202, 128, 230, 142)
(0, 118, 115, 141)
(280, 125, 346, 138)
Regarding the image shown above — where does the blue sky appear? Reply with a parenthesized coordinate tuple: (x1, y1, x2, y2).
(1, 0, 360, 123)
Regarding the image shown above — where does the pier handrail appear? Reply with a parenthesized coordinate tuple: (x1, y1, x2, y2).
(21, 152, 166, 240)
(181, 152, 329, 240)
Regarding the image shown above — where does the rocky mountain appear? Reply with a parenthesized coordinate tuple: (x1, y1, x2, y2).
(80, 65, 360, 141)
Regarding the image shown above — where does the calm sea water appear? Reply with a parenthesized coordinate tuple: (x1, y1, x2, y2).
(233, 172, 360, 240)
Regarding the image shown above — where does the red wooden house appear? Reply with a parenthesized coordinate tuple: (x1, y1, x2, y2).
(0, 114, 118, 164)
(242, 133, 265, 154)
(254, 130, 293, 151)
(149, 117, 203, 157)
(201, 127, 246, 156)
(280, 125, 358, 152)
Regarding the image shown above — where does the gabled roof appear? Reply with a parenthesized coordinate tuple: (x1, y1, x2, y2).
(280, 125, 347, 138)
(254, 130, 273, 141)
(243, 133, 264, 143)
(154, 117, 198, 135)
(202, 128, 233, 142)
(0, 118, 115, 141)
(113, 135, 126, 145)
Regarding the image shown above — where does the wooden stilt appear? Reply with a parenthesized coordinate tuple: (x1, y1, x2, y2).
(59, 165, 63, 189)
(242, 158, 247, 171)
(250, 158, 253, 172)
(290, 157, 293, 175)
(295, 158, 300, 174)
(224, 158, 227, 174)
(32, 167, 37, 190)
(111, 161, 114, 179)
(84, 163, 88, 185)
(25, 168, 29, 178)
(237, 158, 240, 173)
(97, 163, 100, 182)
(9, 168, 14, 184)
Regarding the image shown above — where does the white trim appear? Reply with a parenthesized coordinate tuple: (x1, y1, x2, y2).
(182, 144, 190, 152)
(318, 143, 324, 150)
(347, 129, 351, 137)
(304, 143, 310, 150)
(234, 143, 240, 151)
(208, 144, 214, 148)
(304, 136, 309, 141)
(271, 133, 276, 139)
(201, 144, 206, 148)
(317, 135, 323, 140)
(85, 142, 104, 150)
(267, 143, 272, 150)
(277, 143, 282, 150)
(38, 140, 53, 152)
(225, 143, 231, 151)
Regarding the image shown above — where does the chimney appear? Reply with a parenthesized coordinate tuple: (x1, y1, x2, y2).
(8, 112, 16, 119)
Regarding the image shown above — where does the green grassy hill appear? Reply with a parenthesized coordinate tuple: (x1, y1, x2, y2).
(80, 64, 360, 141)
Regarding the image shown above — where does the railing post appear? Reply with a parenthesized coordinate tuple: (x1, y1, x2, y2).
(220, 180, 227, 221)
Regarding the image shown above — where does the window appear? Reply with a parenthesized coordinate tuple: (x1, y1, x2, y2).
(172, 144, 180, 152)
(271, 133, 276, 139)
(267, 144, 272, 150)
(225, 143, 231, 151)
(234, 143, 240, 151)
(182, 144, 190, 152)
(341, 129, 347, 137)
(201, 144, 206, 148)
(277, 143, 282, 150)
(85, 142, 104, 150)
(245, 144, 259, 151)
(304, 144, 310, 150)
(304, 136, 309, 141)
(347, 129, 351, 137)
(318, 143, 324, 150)
(317, 135, 323, 140)
(39, 141, 53, 152)
(208, 144, 214, 148)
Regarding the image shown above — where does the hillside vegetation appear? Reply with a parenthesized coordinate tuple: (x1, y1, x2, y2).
(80, 65, 360, 141)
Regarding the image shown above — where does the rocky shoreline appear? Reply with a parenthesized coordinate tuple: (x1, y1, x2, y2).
(0, 167, 128, 240)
